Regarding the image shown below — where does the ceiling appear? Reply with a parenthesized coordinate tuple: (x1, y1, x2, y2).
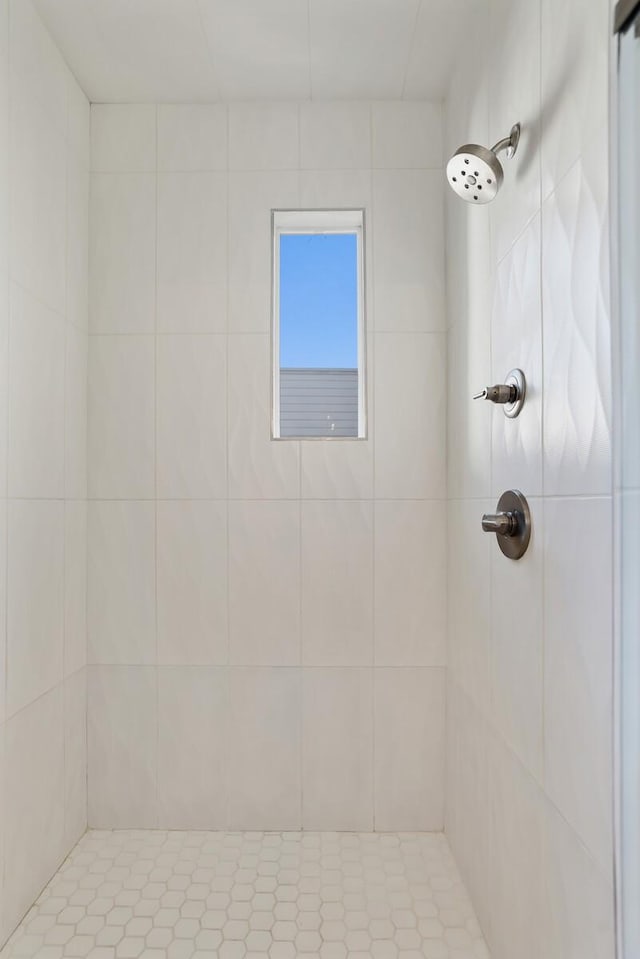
(33, 0, 483, 104)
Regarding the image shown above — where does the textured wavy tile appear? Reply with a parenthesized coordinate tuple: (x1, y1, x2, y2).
(542, 132, 611, 497)
(541, 0, 609, 200)
(491, 215, 543, 496)
(488, 0, 541, 265)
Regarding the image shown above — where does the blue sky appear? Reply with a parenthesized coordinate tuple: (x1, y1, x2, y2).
(279, 232, 358, 369)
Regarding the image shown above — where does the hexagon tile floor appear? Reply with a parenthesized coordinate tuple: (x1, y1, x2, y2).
(0, 830, 490, 959)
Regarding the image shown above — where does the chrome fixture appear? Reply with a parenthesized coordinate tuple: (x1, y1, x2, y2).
(473, 368, 526, 418)
(482, 489, 531, 560)
(446, 123, 521, 203)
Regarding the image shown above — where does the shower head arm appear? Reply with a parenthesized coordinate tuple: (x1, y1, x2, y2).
(490, 122, 520, 160)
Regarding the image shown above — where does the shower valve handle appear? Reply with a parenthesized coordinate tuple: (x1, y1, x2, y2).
(481, 511, 518, 536)
(473, 383, 518, 404)
(472, 369, 526, 418)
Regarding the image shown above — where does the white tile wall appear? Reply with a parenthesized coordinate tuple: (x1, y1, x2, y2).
(157, 500, 227, 666)
(374, 501, 446, 667)
(156, 334, 227, 496)
(227, 668, 301, 831)
(299, 102, 370, 170)
(374, 332, 446, 499)
(157, 173, 227, 333)
(4, 687, 66, 937)
(0, 0, 88, 943)
(88, 501, 156, 666)
(89, 174, 156, 334)
(445, 0, 615, 956)
(374, 668, 445, 831)
(87, 100, 447, 833)
(157, 104, 227, 172)
(91, 104, 156, 173)
(7, 500, 64, 717)
(157, 667, 227, 828)
(301, 500, 373, 667)
(302, 667, 373, 830)
(88, 666, 157, 828)
(88, 335, 155, 498)
(8, 285, 65, 499)
(228, 171, 298, 332)
(229, 500, 299, 666)
(373, 170, 445, 332)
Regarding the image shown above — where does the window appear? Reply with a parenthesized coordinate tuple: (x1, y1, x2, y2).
(272, 209, 366, 439)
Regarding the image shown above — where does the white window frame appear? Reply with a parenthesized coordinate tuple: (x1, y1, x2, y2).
(271, 209, 367, 440)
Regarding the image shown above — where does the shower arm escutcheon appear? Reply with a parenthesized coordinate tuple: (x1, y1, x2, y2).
(482, 490, 532, 560)
(473, 368, 526, 418)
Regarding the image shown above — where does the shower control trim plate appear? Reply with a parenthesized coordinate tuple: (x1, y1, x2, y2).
(473, 368, 526, 418)
(482, 489, 531, 560)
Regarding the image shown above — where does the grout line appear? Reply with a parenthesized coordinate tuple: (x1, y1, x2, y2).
(153, 103, 159, 827)
(224, 102, 230, 831)
(2, 0, 10, 920)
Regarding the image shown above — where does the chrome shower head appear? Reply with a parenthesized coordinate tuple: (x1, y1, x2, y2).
(446, 123, 520, 204)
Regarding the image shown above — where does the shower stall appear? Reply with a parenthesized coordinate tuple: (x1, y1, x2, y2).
(0, 1, 625, 958)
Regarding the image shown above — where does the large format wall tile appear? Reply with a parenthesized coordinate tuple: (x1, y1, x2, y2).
(227, 334, 300, 499)
(64, 669, 87, 847)
(8, 284, 65, 499)
(91, 104, 156, 174)
(88, 666, 158, 828)
(487, 735, 545, 959)
(373, 170, 445, 332)
(229, 500, 300, 666)
(227, 667, 301, 830)
(4, 687, 66, 938)
(540, 0, 609, 200)
(301, 500, 373, 667)
(372, 101, 442, 170)
(157, 104, 227, 172)
(89, 173, 156, 334)
(544, 496, 613, 874)
(156, 334, 227, 497)
(302, 667, 373, 830)
(10, 89, 66, 314)
(88, 335, 155, 499)
(543, 797, 615, 959)
(157, 172, 227, 333)
(64, 500, 87, 677)
(88, 501, 156, 666)
(374, 668, 445, 831)
(542, 135, 611, 497)
(228, 171, 299, 333)
(447, 498, 491, 713)
(491, 216, 543, 498)
(64, 324, 88, 499)
(157, 500, 227, 666)
(487, 0, 541, 265)
(374, 332, 446, 499)
(445, 682, 490, 934)
(157, 667, 227, 829)
(66, 152, 89, 336)
(300, 102, 371, 170)
(229, 102, 298, 171)
(374, 500, 446, 667)
(7, 499, 64, 717)
(490, 497, 544, 781)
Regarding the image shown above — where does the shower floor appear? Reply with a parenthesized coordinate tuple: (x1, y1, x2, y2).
(1, 830, 490, 959)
